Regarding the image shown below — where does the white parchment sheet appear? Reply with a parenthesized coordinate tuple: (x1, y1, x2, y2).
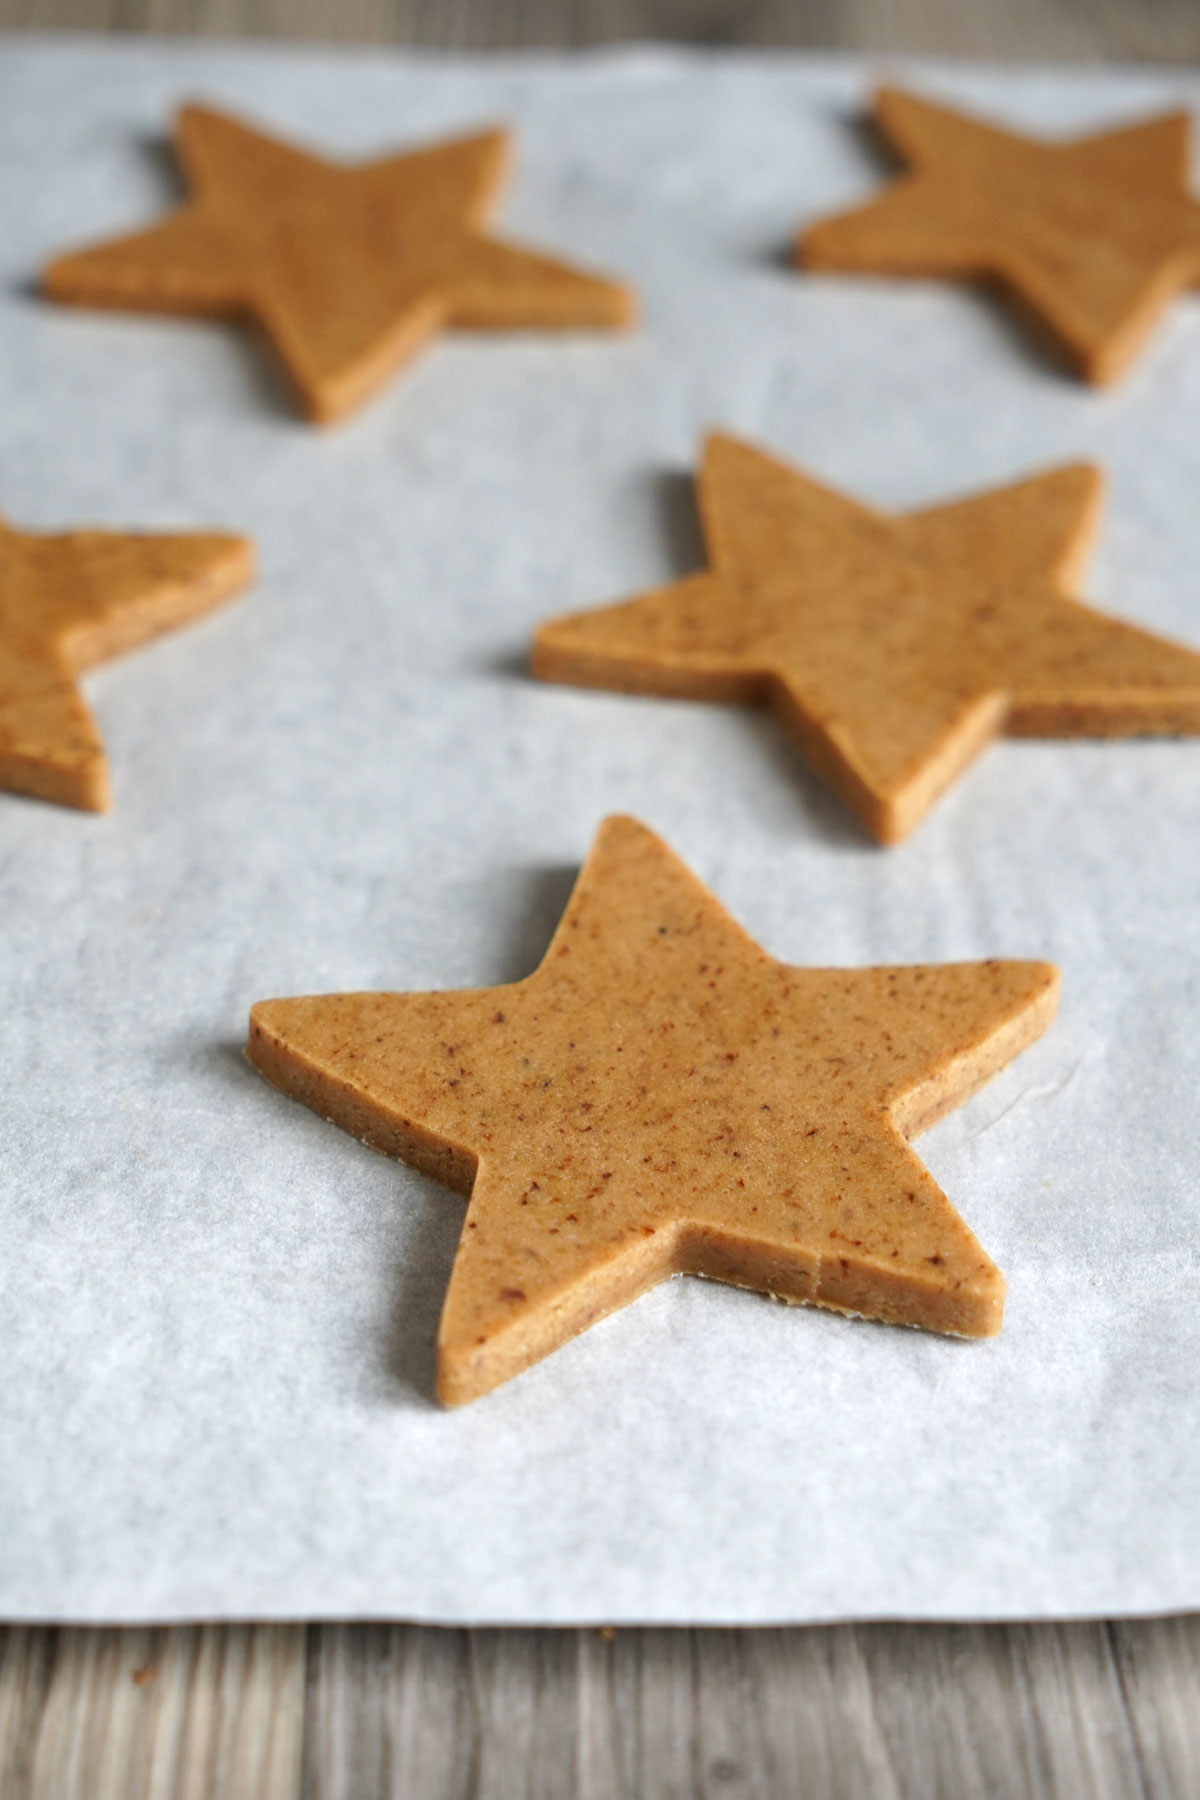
(1, 38, 1199, 1623)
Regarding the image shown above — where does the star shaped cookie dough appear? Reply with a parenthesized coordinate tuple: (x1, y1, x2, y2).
(533, 434, 1200, 844)
(42, 105, 635, 424)
(248, 815, 1059, 1405)
(0, 512, 252, 810)
(799, 86, 1200, 382)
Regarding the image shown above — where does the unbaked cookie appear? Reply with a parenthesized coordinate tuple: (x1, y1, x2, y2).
(533, 434, 1200, 843)
(44, 105, 635, 423)
(248, 815, 1059, 1405)
(799, 86, 1200, 383)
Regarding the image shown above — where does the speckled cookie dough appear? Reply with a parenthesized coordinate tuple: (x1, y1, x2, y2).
(44, 104, 635, 423)
(248, 815, 1059, 1405)
(798, 86, 1200, 384)
(533, 434, 1200, 843)
(0, 514, 252, 810)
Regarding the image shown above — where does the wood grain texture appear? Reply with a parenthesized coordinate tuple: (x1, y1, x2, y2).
(6, 1619, 1198, 1797)
(0, 1624, 305, 1799)
(2, 3, 1200, 1797)
(0, 0, 1198, 57)
(1111, 1616, 1200, 1797)
(298, 1619, 1198, 1798)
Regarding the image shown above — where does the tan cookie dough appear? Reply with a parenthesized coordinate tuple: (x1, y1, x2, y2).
(533, 433, 1200, 844)
(44, 105, 635, 424)
(0, 514, 252, 810)
(248, 815, 1059, 1406)
(799, 86, 1200, 384)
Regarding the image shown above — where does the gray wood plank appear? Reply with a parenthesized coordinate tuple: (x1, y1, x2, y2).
(0, 1623, 306, 1800)
(1, 0, 1199, 58)
(858, 1621, 1148, 1800)
(6, 1615, 1196, 1799)
(1110, 1616, 1200, 1800)
(0, 1628, 57, 1800)
(302, 1623, 461, 1800)
(299, 1620, 1200, 1799)
(727, 1627, 902, 1799)
(303, 1623, 584, 1800)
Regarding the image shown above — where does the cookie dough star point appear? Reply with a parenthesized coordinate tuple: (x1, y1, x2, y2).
(0, 518, 252, 811)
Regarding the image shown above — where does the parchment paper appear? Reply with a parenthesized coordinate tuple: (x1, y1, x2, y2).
(2, 37, 1199, 1624)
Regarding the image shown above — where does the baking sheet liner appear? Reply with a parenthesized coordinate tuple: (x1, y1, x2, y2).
(1, 38, 1199, 1622)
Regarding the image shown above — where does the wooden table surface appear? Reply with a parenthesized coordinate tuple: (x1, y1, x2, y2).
(2, 2, 1199, 1795)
